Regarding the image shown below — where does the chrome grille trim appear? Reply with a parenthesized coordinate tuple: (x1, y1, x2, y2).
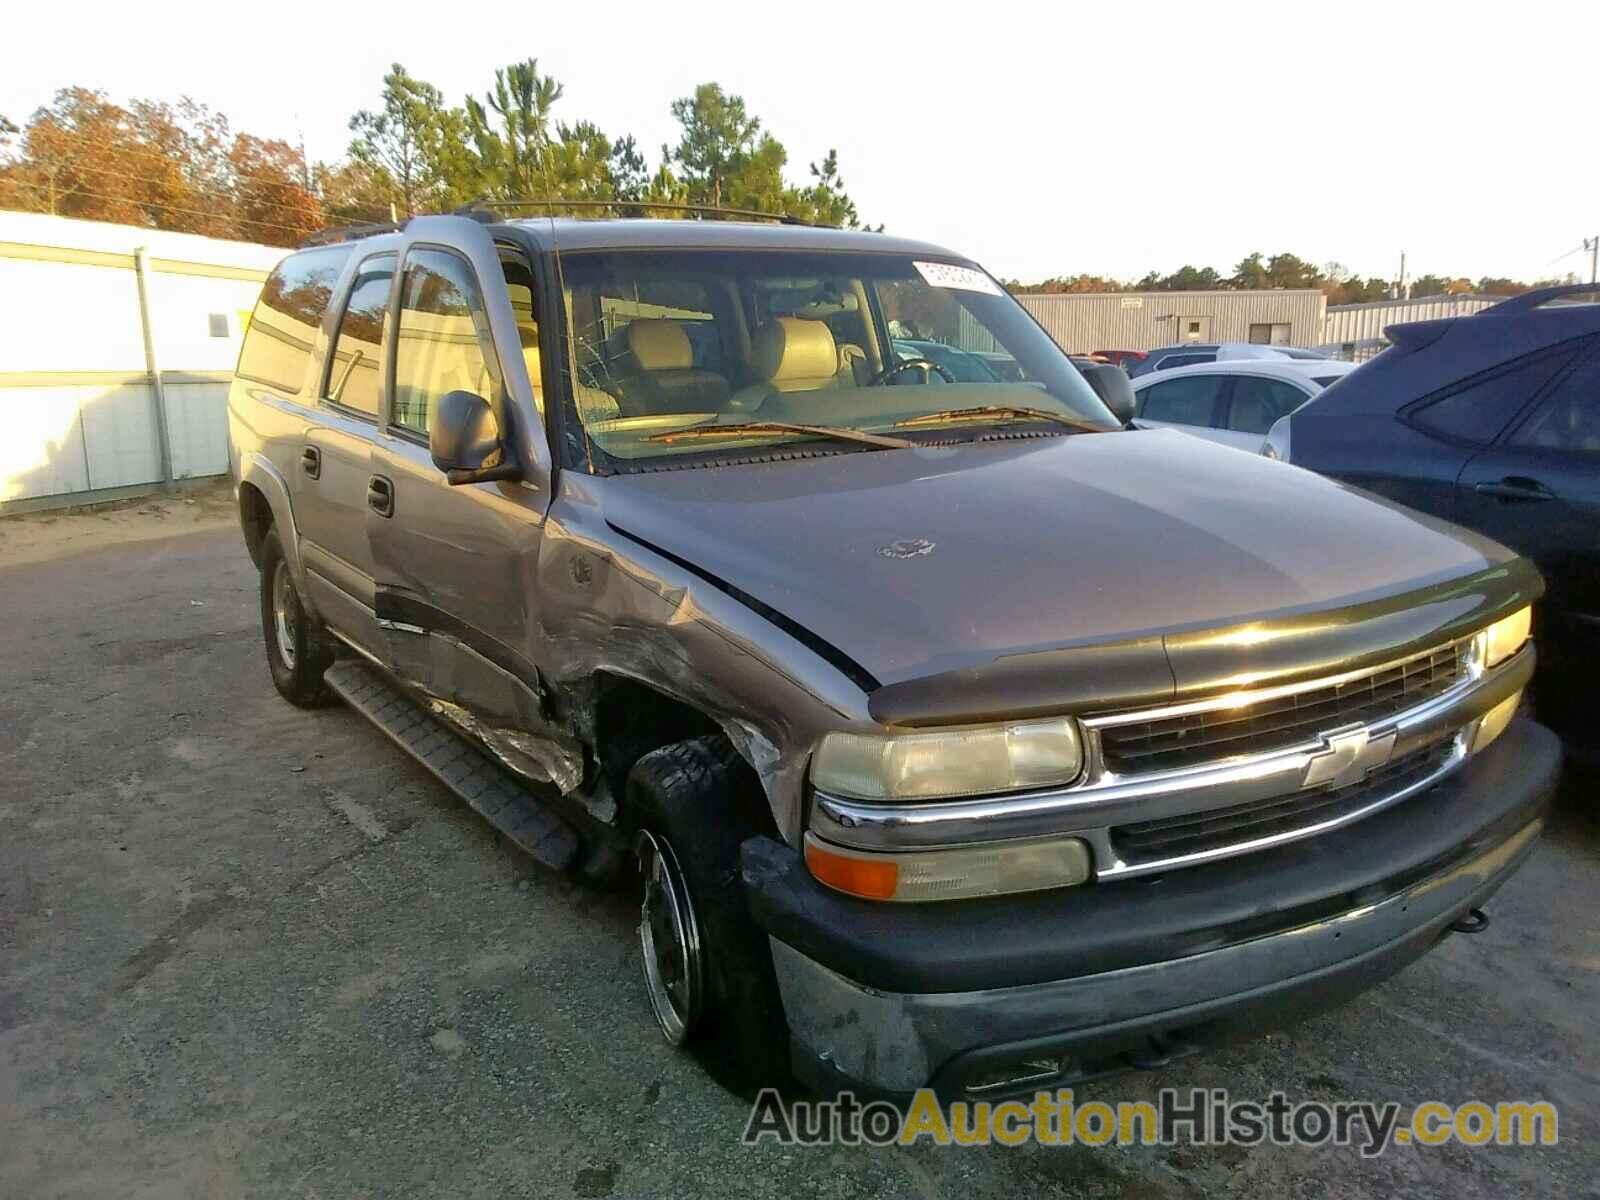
(809, 641, 1534, 878)
(1093, 643, 1468, 774)
(1084, 637, 1475, 732)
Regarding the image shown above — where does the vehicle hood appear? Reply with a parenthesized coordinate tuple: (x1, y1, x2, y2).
(598, 430, 1512, 688)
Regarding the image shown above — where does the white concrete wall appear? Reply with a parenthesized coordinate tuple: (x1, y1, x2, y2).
(0, 212, 285, 507)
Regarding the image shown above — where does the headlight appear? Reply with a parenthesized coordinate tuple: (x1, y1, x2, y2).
(1480, 606, 1532, 668)
(811, 717, 1084, 801)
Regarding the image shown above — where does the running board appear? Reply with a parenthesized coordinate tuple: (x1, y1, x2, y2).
(324, 660, 580, 871)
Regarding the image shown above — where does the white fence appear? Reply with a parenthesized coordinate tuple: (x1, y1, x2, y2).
(0, 212, 283, 510)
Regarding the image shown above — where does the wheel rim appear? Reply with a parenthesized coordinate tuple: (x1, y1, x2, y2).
(271, 560, 298, 671)
(636, 829, 703, 1045)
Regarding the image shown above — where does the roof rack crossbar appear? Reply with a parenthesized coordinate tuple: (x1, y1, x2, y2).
(457, 198, 818, 227)
(299, 220, 404, 248)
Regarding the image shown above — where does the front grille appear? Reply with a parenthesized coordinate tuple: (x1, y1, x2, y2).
(1099, 642, 1468, 775)
(1110, 740, 1456, 867)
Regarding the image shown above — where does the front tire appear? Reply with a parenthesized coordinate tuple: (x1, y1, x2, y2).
(258, 527, 334, 708)
(626, 737, 791, 1090)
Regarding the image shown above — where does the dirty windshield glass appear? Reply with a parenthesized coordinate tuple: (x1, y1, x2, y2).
(557, 249, 1115, 466)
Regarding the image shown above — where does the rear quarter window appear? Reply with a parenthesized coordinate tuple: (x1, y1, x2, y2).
(1406, 341, 1587, 444)
(236, 247, 351, 395)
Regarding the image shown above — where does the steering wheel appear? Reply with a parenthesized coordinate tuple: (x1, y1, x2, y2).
(867, 357, 957, 386)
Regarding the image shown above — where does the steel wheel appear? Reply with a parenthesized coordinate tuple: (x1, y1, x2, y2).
(271, 559, 298, 671)
(636, 829, 703, 1045)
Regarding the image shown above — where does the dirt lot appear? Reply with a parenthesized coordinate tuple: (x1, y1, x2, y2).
(2, 498, 1597, 1199)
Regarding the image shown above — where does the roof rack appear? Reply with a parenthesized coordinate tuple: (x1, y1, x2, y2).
(1478, 282, 1600, 316)
(299, 220, 404, 248)
(457, 198, 819, 227)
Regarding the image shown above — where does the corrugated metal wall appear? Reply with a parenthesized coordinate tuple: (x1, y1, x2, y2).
(1017, 290, 1326, 353)
(1320, 295, 1501, 345)
(0, 212, 282, 509)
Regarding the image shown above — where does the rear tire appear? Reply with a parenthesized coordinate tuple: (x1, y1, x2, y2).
(625, 737, 792, 1092)
(259, 527, 335, 708)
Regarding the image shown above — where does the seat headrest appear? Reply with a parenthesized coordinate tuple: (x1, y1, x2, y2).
(752, 318, 838, 388)
(624, 319, 693, 371)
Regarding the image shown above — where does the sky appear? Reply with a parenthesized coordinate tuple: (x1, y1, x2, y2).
(4, 0, 1596, 285)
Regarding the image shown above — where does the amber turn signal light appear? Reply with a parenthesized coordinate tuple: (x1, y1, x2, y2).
(804, 836, 900, 900)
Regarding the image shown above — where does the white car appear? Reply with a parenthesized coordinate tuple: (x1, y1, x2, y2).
(1131, 359, 1358, 453)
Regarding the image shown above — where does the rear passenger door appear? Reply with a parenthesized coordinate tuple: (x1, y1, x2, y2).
(1135, 373, 1230, 445)
(1456, 340, 1600, 657)
(293, 250, 395, 660)
(1380, 340, 1590, 517)
(366, 218, 555, 741)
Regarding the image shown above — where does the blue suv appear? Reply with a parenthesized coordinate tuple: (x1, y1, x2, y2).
(1264, 284, 1600, 739)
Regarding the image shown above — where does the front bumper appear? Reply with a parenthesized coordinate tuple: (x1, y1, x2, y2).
(742, 715, 1559, 1099)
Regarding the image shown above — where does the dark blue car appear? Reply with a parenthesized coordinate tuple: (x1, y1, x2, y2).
(1265, 284, 1600, 739)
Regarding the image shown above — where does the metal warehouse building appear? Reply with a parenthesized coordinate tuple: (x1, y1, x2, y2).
(1016, 289, 1326, 354)
(0, 212, 281, 511)
(1319, 294, 1502, 359)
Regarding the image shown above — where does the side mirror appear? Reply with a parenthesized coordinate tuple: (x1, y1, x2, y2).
(429, 390, 519, 485)
(1079, 363, 1136, 426)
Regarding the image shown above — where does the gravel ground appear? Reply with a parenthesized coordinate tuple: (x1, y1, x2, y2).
(1, 502, 1597, 1199)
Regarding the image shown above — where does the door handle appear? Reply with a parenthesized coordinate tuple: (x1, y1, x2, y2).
(367, 475, 394, 517)
(1474, 477, 1553, 503)
(300, 446, 321, 479)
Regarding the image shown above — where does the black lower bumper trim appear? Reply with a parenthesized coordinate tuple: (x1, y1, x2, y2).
(743, 716, 1559, 996)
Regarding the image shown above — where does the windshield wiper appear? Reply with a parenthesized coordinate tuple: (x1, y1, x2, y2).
(641, 420, 915, 449)
(893, 404, 1109, 434)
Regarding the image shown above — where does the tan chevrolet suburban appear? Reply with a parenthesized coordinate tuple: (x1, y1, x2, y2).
(228, 209, 1557, 1099)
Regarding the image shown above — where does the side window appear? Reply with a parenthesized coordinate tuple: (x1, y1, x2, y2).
(1408, 343, 1584, 444)
(393, 249, 499, 437)
(1227, 377, 1307, 435)
(1509, 349, 1600, 453)
(323, 254, 395, 417)
(236, 246, 349, 395)
(1139, 375, 1226, 426)
(1159, 353, 1214, 371)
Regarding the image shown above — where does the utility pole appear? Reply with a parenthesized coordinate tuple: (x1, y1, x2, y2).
(1586, 236, 1598, 286)
(1397, 251, 1408, 300)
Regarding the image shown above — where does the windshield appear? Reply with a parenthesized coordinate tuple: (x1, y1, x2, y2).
(556, 249, 1114, 467)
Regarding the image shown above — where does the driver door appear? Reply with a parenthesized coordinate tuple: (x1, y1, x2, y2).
(365, 217, 555, 734)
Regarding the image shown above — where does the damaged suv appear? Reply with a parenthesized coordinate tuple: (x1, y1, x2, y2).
(229, 212, 1558, 1099)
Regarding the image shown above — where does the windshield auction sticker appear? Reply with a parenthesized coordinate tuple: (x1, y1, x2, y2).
(741, 1088, 1560, 1157)
(913, 261, 1004, 296)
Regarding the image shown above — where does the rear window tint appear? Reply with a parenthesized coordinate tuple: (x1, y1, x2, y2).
(236, 247, 350, 394)
(1409, 343, 1585, 444)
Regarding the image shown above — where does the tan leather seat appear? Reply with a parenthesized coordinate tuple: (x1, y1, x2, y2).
(612, 319, 729, 415)
(727, 318, 844, 412)
(753, 318, 839, 391)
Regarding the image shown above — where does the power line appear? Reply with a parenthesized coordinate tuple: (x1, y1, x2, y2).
(14, 132, 347, 191)
(6, 179, 315, 237)
(20, 157, 334, 222)
(1545, 242, 1587, 266)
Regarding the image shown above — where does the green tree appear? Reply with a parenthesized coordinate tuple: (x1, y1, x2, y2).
(465, 59, 565, 201)
(784, 149, 860, 228)
(1264, 252, 1320, 289)
(669, 83, 762, 209)
(1230, 252, 1267, 289)
(348, 64, 470, 215)
(1407, 274, 1450, 298)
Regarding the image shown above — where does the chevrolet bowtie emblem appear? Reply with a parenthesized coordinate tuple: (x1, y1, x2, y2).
(1302, 725, 1397, 790)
